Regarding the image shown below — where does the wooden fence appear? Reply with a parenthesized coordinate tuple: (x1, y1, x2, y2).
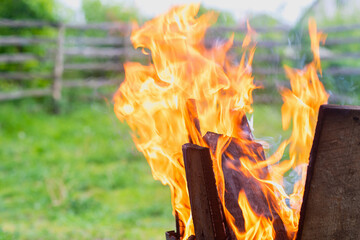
(0, 19, 359, 107)
(0, 20, 133, 109)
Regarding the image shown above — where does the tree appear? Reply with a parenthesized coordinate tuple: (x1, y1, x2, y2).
(0, 0, 59, 91)
(0, 0, 57, 21)
(82, 0, 142, 23)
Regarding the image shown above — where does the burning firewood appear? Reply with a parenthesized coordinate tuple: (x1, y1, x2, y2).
(113, 4, 344, 240)
(183, 143, 229, 240)
(183, 96, 288, 239)
(204, 131, 288, 240)
(180, 98, 229, 240)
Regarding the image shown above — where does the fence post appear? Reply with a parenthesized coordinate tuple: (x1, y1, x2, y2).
(52, 24, 65, 113)
(123, 24, 132, 62)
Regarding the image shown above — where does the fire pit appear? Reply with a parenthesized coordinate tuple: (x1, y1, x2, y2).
(113, 4, 360, 240)
(166, 104, 360, 240)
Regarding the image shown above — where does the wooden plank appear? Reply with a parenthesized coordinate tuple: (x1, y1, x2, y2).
(182, 143, 229, 240)
(320, 24, 360, 33)
(0, 19, 59, 28)
(64, 62, 123, 71)
(297, 105, 360, 240)
(65, 22, 129, 31)
(205, 39, 288, 49)
(252, 37, 360, 48)
(62, 79, 119, 88)
(0, 18, 358, 34)
(251, 67, 360, 76)
(325, 36, 360, 46)
(64, 48, 143, 59)
(0, 88, 51, 101)
(319, 53, 360, 61)
(210, 24, 291, 34)
(210, 23, 360, 34)
(326, 67, 360, 75)
(66, 37, 124, 46)
(253, 53, 360, 62)
(0, 19, 128, 30)
(0, 54, 37, 63)
(205, 36, 360, 49)
(0, 72, 51, 80)
(64, 47, 127, 58)
(227, 52, 360, 65)
(0, 36, 55, 46)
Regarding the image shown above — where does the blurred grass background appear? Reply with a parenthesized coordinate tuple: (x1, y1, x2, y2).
(0, 98, 173, 239)
(0, 95, 285, 240)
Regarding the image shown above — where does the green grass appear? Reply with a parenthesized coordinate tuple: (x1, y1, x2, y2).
(0, 99, 174, 240)
(0, 99, 285, 240)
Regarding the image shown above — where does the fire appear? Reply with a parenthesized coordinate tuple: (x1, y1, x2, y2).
(114, 4, 328, 240)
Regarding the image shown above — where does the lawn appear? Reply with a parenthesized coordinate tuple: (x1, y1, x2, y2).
(0, 98, 285, 240)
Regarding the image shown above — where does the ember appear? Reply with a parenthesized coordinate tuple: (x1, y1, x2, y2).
(114, 4, 329, 239)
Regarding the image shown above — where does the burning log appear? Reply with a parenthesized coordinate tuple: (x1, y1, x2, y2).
(297, 105, 360, 240)
(183, 143, 229, 240)
(165, 98, 230, 240)
(204, 132, 288, 240)
(182, 98, 288, 239)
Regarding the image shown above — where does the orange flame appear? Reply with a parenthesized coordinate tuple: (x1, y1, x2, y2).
(268, 18, 329, 236)
(114, 3, 328, 239)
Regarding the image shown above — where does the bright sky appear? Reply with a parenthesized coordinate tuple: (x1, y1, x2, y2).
(60, 0, 315, 25)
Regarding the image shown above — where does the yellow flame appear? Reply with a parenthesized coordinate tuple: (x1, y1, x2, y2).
(267, 18, 329, 236)
(238, 191, 275, 240)
(114, 3, 328, 239)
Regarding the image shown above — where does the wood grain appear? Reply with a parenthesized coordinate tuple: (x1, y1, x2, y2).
(297, 104, 360, 240)
(182, 143, 228, 240)
(204, 132, 288, 240)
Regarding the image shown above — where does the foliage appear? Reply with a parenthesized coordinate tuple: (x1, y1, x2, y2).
(0, 0, 57, 21)
(0, 0, 60, 92)
(82, 0, 142, 23)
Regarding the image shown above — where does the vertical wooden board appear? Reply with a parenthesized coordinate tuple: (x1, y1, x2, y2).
(182, 143, 228, 240)
(297, 105, 360, 240)
(52, 24, 65, 112)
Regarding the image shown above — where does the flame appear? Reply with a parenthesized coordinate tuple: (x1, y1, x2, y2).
(268, 18, 329, 235)
(114, 4, 328, 239)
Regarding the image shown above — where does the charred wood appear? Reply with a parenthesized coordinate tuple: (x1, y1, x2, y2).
(182, 143, 229, 240)
(204, 131, 288, 240)
(166, 230, 179, 240)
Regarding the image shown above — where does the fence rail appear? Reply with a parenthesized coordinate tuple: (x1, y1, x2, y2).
(0, 19, 359, 107)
